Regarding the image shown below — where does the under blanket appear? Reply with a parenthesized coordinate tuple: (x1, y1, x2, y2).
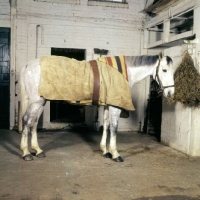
(98, 56, 128, 81)
(39, 56, 135, 111)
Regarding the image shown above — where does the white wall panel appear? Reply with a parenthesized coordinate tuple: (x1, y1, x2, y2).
(163, 44, 200, 156)
(1, 0, 146, 130)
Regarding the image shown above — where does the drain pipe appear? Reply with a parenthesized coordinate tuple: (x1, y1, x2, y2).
(36, 25, 44, 59)
(10, 0, 17, 129)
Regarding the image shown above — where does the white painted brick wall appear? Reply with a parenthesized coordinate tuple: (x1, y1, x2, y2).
(161, 4, 200, 156)
(1, 0, 146, 130)
(0, 0, 10, 14)
(0, 0, 10, 27)
(163, 44, 200, 156)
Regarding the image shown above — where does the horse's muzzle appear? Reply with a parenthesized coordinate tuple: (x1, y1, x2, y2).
(164, 87, 174, 98)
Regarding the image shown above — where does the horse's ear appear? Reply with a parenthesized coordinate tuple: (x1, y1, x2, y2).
(159, 52, 163, 60)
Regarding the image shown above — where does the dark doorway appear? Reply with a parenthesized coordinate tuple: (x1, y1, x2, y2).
(0, 28, 10, 129)
(143, 76, 162, 142)
(50, 48, 86, 123)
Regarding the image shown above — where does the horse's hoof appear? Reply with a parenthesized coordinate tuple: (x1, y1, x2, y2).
(103, 152, 112, 158)
(113, 156, 123, 162)
(23, 154, 34, 161)
(37, 152, 46, 158)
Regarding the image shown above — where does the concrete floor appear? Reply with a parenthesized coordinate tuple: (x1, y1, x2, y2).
(0, 127, 200, 200)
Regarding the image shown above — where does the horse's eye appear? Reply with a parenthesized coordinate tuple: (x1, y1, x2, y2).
(163, 69, 167, 72)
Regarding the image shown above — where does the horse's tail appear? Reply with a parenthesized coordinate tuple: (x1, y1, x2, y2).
(18, 64, 29, 132)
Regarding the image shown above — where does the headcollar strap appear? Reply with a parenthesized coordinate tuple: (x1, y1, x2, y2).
(155, 59, 174, 94)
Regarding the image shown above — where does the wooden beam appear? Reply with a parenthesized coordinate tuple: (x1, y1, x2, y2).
(144, 0, 195, 29)
(143, 29, 149, 49)
(163, 19, 170, 43)
(147, 30, 193, 48)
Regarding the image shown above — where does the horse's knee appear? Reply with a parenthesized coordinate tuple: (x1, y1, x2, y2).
(110, 121, 118, 132)
(22, 113, 28, 125)
(21, 114, 30, 133)
(22, 107, 40, 128)
(22, 114, 32, 129)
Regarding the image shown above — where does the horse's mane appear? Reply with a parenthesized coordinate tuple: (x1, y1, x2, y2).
(126, 55, 172, 67)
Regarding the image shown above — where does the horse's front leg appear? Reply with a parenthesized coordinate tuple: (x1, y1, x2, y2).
(100, 107, 111, 158)
(109, 106, 123, 162)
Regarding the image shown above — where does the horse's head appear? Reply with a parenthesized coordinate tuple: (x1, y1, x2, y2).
(154, 53, 175, 98)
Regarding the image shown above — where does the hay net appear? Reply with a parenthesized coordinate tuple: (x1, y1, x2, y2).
(169, 51, 200, 108)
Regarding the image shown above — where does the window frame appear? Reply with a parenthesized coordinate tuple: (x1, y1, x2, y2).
(88, 0, 128, 8)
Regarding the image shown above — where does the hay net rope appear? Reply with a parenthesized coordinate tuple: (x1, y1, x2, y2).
(169, 51, 200, 108)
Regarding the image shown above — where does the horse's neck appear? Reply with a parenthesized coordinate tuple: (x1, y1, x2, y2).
(127, 65, 155, 87)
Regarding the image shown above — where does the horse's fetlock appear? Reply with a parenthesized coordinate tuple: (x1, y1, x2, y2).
(100, 143, 108, 154)
(100, 143, 106, 150)
(109, 148, 120, 159)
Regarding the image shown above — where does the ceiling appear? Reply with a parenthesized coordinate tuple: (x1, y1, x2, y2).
(144, 0, 184, 14)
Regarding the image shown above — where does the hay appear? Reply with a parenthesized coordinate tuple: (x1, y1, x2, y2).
(169, 51, 200, 108)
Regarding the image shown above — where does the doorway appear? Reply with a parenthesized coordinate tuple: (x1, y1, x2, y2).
(143, 76, 162, 142)
(50, 48, 86, 123)
(0, 28, 10, 129)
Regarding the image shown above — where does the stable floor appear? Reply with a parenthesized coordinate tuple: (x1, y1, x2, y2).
(0, 128, 200, 200)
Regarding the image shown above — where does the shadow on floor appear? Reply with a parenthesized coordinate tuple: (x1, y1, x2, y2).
(135, 195, 200, 200)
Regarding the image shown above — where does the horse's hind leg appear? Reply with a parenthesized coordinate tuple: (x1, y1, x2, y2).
(100, 106, 111, 158)
(21, 99, 46, 161)
(20, 119, 31, 161)
(109, 106, 123, 162)
(31, 102, 46, 158)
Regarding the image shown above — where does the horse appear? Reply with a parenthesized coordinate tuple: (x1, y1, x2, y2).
(19, 53, 174, 161)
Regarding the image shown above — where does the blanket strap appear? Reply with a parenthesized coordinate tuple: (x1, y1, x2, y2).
(89, 60, 100, 106)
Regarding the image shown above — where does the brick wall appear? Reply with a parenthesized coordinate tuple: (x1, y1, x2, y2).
(0, 0, 146, 130)
(0, 0, 10, 27)
(15, 0, 144, 65)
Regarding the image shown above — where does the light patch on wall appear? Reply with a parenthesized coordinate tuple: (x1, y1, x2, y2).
(88, 0, 128, 8)
(34, 0, 80, 5)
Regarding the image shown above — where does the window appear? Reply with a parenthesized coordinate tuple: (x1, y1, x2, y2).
(34, 0, 79, 5)
(88, 0, 128, 8)
(93, 0, 127, 3)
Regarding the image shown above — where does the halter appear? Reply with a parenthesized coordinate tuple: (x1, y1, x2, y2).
(155, 59, 174, 94)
